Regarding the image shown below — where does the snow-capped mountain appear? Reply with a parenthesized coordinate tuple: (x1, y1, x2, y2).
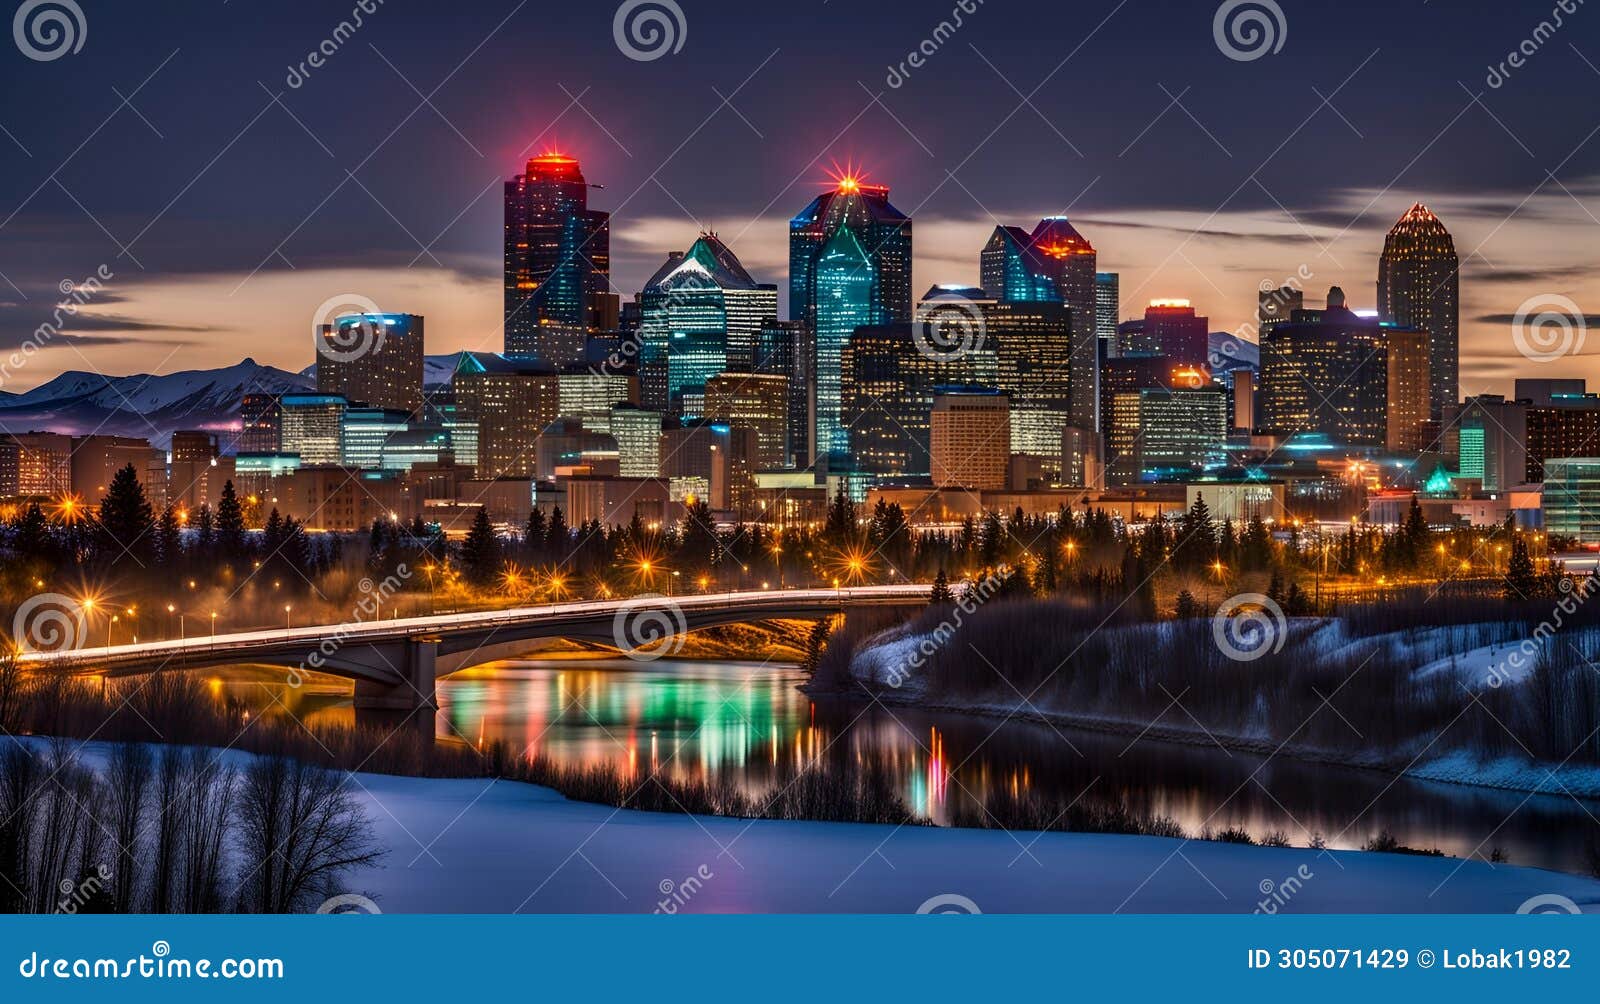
(0, 358, 312, 447)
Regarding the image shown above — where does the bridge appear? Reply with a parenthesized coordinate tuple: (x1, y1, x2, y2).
(17, 585, 932, 713)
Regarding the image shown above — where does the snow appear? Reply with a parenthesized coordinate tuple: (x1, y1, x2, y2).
(22, 737, 1600, 914)
(1415, 643, 1539, 688)
(343, 770, 1600, 914)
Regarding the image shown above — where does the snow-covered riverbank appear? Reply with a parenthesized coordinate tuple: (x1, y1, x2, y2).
(345, 768, 1600, 914)
(830, 619, 1600, 799)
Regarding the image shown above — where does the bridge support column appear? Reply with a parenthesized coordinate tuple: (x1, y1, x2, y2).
(352, 637, 439, 715)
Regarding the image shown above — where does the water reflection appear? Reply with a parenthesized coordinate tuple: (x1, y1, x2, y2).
(234, 658, 1600, 875)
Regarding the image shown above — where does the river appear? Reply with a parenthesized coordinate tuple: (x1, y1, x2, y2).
(257, 656, 1599, 876)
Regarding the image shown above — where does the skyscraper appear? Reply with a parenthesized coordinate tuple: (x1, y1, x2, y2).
(1095, 272, 1120, 350)
(504, 154, 611, 359)
(1378, 203, 1459, 422)
(810, 226, 879, 461)
(1257, 289, 1388, 446)
(843, 323, 992, 479)
(755, 319, 811, 469)
(930, 389, 1010, 490)
(789, 175, 913, 330)
(1257, 285, 1303, 336)
(1382, 323, 1431, 453)
(1140, 300, 1211, 369)
(451, 352, 561, 479)
(979, 217, 1098, 434)
(316, 312, 425, 416)
(636, 233, 777, 414)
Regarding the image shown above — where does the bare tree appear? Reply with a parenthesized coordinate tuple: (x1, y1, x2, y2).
(234, 756, 381, 913)
(105, 742, 152, 911)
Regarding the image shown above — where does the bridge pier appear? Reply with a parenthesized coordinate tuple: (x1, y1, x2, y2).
(352, 637, 439, 717)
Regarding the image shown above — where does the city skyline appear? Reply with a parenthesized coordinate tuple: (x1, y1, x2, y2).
(0, 1, 1594, 395)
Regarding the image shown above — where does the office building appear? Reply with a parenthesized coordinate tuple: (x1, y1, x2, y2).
(70, 435, 159, 501)
(1378, 203, 1459, 422)
(755, 319, 811, 469)
(504, 154, 611, 357)
(279, 394, 348, 466)
(316, 312, 425, 415)
(843, 323, 992, 480)
(930, 389, 1010, 490)
(1543, 459, 1600, 542)
(790, 175, 913, 329)
(1107, 387, 1229, 483)
(609, 403, 663, 478)
(979, 217, 1098, 433)
(1140, 300, 1211, 369)
(637, 233, 777, 412)
(450, 353, 561, 479)
(11, 432, 73, 496)
(1383, 323, 1432, 453)
(704, 373, 789, 471)
(1257, 290, 1388, 446)
(239, 393, 282, 454)
(1258, 285, 1304, 336)
(559, 370, 639, 431)
(1095, 272, 1120, 348)
(341, 407, 411, 470)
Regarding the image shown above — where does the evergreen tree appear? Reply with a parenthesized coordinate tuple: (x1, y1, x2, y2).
(97, 464, 155, 570)
(824, 484, 856, 545)
(1504, 535, 1537, 600)
(1174, 589, 1201, 619)
(545, 506, 569, 562)
(155, 506, 183, 569)
(523, 508, 547, 556)
(216, 481, 246, 561)
(930, 568, 953, 604)
(680, 499, 719, 570)
(194, 504, 216, 554)
(460, 508, 502, 586)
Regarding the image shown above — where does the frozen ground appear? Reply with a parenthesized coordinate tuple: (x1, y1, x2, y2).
(345, 770, 1600, 915)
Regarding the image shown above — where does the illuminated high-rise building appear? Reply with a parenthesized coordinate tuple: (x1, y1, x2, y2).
(1258, 285, 1303, 336)
(1107, 386, 1229, 484)
(843, 323, 993, 480)
(637, 233, 777, 414)
(810, 226, 879, 461)
(1257, 290, 1388, 446)
(789, 175, 913, 330)
(451, 352, 561, 479)
(930, 389, 1010, 491)
(755, 319, 811, 469)
(1378, 203, 1458, 421)
(1140, 300, 1210, 369)
(316, 312, 425, 416)
(1094, 272, 1120, 350)
(979, 217, 1098, 433)
(279, 394, 348, 466)
(1382, 323, 1431, 453)
(503, 154, 611, 359)
(704, 373, 790, 471)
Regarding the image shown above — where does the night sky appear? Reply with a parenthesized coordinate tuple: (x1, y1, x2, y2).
(0, 0, 1595, 394)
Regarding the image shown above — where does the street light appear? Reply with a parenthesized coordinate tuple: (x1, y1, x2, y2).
(284, 604, 292, 631)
